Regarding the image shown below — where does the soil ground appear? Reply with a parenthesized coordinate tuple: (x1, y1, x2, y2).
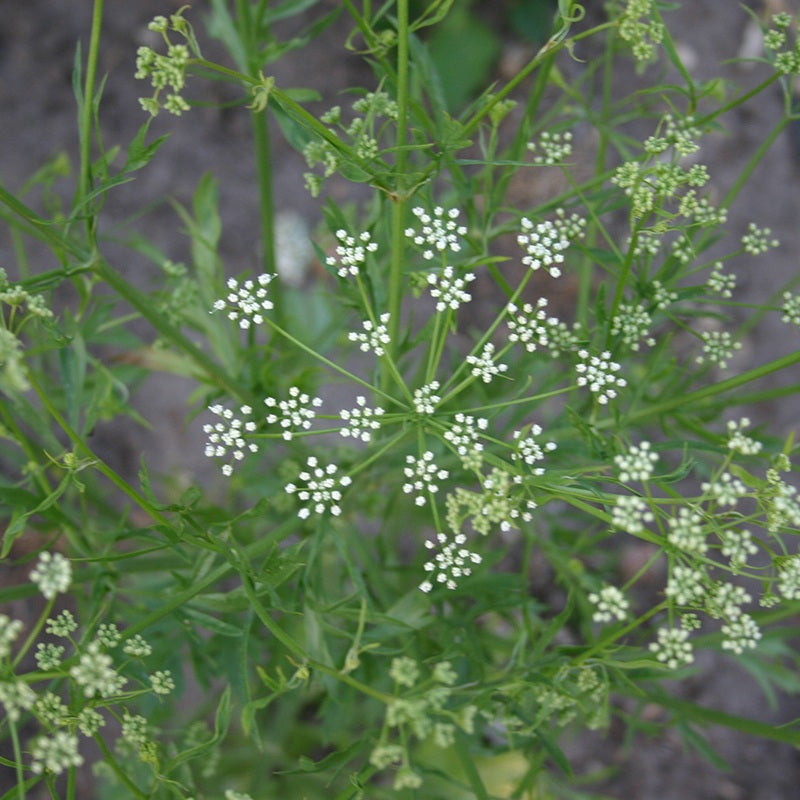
(1, 1, 800, 797)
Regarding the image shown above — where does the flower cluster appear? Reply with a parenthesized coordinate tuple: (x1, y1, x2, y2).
(506, 299, 551, 352)
(781, 291, 800, 326)
(419, 533, 482, 592)
(589, 585, 629, 623)
(517, 218, 570, 277)
(402, 452, 449, 506)
(741, 222, 779, 255)
(412, 381, 441, 415)
(511, 426, 557, 474)
(29, 552, 72, 600)
(426, 266, 475, 311)
(575, 350, 627, 404)
(326, 229, 378, 277)
(339, 397, 385, 442)
(707, 262, 736, 298)
(348, 313, 391, 356)
(696, 329, 741, 369)
(614, 441, 658, 482)
(135, 11, 195, 116)
(284, 457, 352, 518)
(443, 414, 488, 469)
(405, 206, 467, 260)
(264, 387, 322, 440)
(726, 417, 762, 456)
(466, 342, 508, 383)
(610, 302, 655, 350)
(203, 403, 258, 476)
(527, 130, 573, 165)
(212, 274, 275, 329)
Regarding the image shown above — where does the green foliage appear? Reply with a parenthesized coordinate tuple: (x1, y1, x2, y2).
(2, 1, 800, 799)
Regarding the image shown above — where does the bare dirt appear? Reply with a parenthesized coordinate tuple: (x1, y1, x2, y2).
(1, 1, 799, 797)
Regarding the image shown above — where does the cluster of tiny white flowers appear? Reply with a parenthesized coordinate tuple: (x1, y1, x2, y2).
(121, 712, 149, 746)
(466, 342, 508, 384)
(544, 318, 582, 357)
(667, 508, 707, 554)
(426, 266, 475, 311)
(610, 302, 655, 350)
(70, 642, 127, 698)
(612, 494, 654, 533)
(614, 441, 658, 482)
(506, 299, 551, 352)
(419, 532, 482, 592)
(702, 472, 747, 507)
(348, 313, 391, 356)
(480, 469, 534, 533)
(721, 613, 762, 654)
(95, 623, 120, 649)
(0, 615, 23, 660)
(649, 279, 678, 310)
(741, 222, 779, 255)
(720, 529, 758, 572)
(212, 274, 275, 329)
(517, 218, 570, 277)
(780, 291, 800, 326)
(443, 413, 488, 467)
(339, 396, 385, 442)
(413, 381, 441, 414)
(707, 262, 736, 298)
(777, 555, 800, 600)
(766, 476, 800, 533)
(35, 642, 65, 670)
(726, 417, 762, 456)
(264, 386, 322, 441)
(670, 236, 695, 265)
(30, 731, 84, 775)
(588, 585, 629, 623)
(649, 625, 694, 669)
(575, 350, 627, 404)
(665, 565, 706, 606)
(123, 634, 153, 658)
(46, 610, 77, 637)
(150, 670, 176, 695)
(284, 457, 352, 519)
(405, 206, 467, 260)
(326, 229, 378, 277)
(512, 426, 557, 474)
(203, 403, 258, 476)
(527, 130, 573, 164)
(705, 582, 752, 620)
(696, 330, 741, 369)
(0, 680, 36, 722)
(402, 451, 449, 506)
(29, 552, 72, 600)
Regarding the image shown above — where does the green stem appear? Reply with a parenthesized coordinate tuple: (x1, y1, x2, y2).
(9, 718, 26, 800)
(607, 348, 800, 428)
(386, 0, 410, 373)
(251, 110, 282, 323)
(77, 0, 104, 242)
(28, 373, 175, 529)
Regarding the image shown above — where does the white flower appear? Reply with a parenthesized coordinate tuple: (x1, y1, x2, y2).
(285, 456, 352, 518)
(466, 342, 508, 384)
(413, 381, 441, 414)
(30, 552, 72, 600)
(326, 229, 378, 277)
(402, 451, 448, 506)
(405, 206, 467, 260)
(575, 349, 626, 404)
(339, 396, 384, 442)
(614, 441, 658, 482)
(348, 313, 391, 356)
(211, 273, 275, 329)
(264, 386, 323, 441)
(427, 266, 475, 311)
(517, 217, 570, 277)
(419, 532, 482, 592)
(589, 585, 629, 623)
(203, 403, 258, 476)
(511, 425, 557, 475)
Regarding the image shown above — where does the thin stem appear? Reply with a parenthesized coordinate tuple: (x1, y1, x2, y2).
(77, 0, 104, 242)
(386, 0, 410, 368)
